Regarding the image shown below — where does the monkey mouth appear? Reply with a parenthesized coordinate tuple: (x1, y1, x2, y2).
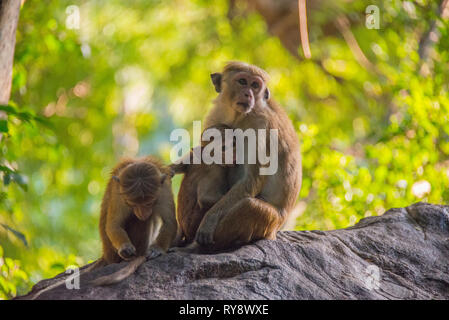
(134, 208, 153, 221)
(237, 102, 250, 109)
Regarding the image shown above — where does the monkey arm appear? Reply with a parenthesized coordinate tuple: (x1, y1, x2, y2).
(105, 201, 134, 253)
(152, 213, 177, 252)
(169, 146, 202, 174)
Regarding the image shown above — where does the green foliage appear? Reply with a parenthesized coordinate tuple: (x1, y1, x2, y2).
(0, 245, 28, 299)
(1, 0, 448, 298)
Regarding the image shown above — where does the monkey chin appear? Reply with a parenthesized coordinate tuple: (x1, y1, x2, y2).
(133, 207, 153, 221)
(234, 102, 254, 114)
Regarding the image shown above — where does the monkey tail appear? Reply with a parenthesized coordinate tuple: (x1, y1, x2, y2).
(90, 256, 146, 286)
(81, 257, 107, 273)
(27, 258, 106, 300)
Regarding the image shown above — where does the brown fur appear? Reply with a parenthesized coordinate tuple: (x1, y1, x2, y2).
(173, 62, 302, 252)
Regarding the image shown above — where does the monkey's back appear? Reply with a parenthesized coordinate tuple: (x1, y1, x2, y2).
(265, 100, 302, 215)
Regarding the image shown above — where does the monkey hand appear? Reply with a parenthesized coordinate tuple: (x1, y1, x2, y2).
(146, 245, 165, 260)
(195, 217, 218, 245)
(118, 243, 137, 261)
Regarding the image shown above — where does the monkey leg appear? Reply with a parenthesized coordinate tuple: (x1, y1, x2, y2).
(172, 197, 282, 254)
(211, 197, 283, 251)
(147, 215, 178, 259)
(100, 226, 122, 264)
(182, 204, 209, 243)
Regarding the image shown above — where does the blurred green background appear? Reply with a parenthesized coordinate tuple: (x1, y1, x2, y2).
(1, 0, 449, 298)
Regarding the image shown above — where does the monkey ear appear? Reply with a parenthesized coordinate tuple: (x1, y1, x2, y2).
(210, 73, 222, 93)
(112, 176, 120, 183)
(264, 88, 270, 100)
(160, 174, 167, 185)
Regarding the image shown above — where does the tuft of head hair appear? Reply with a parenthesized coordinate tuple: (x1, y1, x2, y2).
(223, 61, 270, 83)
(119, 162, 161, 204)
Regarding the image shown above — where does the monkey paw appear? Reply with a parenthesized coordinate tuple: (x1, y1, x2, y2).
(195, 228, 215, 246)
(146, 246, 164, 260)
(118, 243, 137, 261)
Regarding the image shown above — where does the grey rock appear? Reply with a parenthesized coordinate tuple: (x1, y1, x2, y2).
(18, 202, 449, 299)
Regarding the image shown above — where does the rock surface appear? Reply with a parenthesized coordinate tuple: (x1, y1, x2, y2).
(18, 202, 449, 299)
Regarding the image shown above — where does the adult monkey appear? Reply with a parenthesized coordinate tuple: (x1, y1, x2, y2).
(174, 61, 302, 252)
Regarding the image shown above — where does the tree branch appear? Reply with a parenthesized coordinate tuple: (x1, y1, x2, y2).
(0, 0, 21, 105)
(334, 15, 377, 74)
(418, 0, 449, 76)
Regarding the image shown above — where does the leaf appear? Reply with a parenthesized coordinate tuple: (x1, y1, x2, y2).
(0, 105, 16, 114)
(3, 174, 11, 186)
(0, 224, 28, 247)
(0, 120, 8, 133)
(0, 104, 52, 128)
(1, 171, 28, 191)
(11, 173, 28, 191)
(0, 166, 15, 174)
(50, 262, 65, 270)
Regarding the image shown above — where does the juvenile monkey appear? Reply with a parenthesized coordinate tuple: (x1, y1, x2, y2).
(174, 62, 302, 252)
(90, 156, 177, 285)
(30, 156, 176, 298)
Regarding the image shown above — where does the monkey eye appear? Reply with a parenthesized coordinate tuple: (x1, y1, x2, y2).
(238, 78, 247, 85)
(251, 82, 259, 89)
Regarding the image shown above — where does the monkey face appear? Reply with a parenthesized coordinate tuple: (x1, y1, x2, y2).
(212, 70, 270, 114)
(124, 197, 158, 221)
